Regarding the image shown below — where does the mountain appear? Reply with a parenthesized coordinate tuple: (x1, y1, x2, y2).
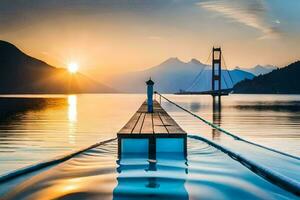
(233, 61, 300, 94)
(238, 65, 277, 76)
(0, 40, 114, 94)
(108, 58, 255, 93)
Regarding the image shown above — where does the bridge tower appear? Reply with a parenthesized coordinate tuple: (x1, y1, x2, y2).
(211, 47, 222, 96)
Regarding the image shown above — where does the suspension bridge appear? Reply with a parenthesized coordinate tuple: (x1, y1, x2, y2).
(175, 47, 235, 96)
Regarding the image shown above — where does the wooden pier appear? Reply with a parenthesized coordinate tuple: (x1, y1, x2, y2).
(117, 100, 187, 159)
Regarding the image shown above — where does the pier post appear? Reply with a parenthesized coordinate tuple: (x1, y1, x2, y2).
(146, 78, 154, 113)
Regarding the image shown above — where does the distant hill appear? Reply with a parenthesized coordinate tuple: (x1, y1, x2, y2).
(0, 40, 114, 94)
(238, 65, 277, 76)
(108, 57, 254, 93)
(233, 61, 300, 94)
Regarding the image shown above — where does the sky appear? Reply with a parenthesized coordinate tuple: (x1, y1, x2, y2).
(0, 0, 300, 81)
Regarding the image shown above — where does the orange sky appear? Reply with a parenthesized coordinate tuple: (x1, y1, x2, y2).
(1, 1, 300, 81)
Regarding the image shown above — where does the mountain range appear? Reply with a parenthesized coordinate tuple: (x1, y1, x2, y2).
(0, 40, 114, 94)
(108, 57, 258, 93)
(236, 65, 277, 76)
(0, 40, 286, 94)
(233, 61, 300, 94)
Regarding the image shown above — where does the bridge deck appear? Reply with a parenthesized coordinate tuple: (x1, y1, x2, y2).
(175, 88, 232, 96)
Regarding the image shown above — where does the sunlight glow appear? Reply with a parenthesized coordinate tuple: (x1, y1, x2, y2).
(68, 62, 79, 74)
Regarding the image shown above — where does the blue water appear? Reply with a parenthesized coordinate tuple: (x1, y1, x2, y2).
(0, 94, 300, 199)
(162, 95, 300, 186)
(1, 139, 298, 199)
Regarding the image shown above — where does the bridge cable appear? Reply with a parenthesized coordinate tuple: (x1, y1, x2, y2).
(220, 55, 229, 89)
(185, 52, 211, 91)
(221, 53, 235, 87)
(222, 71, 229, 89)
(186, 65, 208, 91)
(155, 92, 300, 161)
(185, 51, 212, 91)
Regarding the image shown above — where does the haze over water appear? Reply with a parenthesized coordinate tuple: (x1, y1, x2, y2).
(0, 94, 299, 176)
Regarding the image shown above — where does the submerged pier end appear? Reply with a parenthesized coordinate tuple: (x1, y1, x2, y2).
(117, 79, 187, 159)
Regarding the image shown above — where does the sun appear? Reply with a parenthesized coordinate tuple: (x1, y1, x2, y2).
(68, 62, 79, 74)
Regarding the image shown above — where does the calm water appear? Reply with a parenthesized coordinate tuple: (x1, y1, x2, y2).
(0, 94, 299, 175)
(162, 94, 300, 157)
(0, 94, 299, 199)
(0, 94, 144, 175)
(2, 140, 297, 200)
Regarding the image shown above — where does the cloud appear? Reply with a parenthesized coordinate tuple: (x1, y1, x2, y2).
(197, 0, 282, 39)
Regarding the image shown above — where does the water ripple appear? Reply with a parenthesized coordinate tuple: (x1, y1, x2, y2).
(1, 139, 297, 200)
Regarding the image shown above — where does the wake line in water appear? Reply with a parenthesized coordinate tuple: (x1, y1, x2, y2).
(188, 135, 300, 196)
(156, 92, 300, 161)
(0, 138, 117, 183)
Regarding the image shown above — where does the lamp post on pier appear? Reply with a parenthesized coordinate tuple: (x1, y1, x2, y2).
(146, 78, 154, 113)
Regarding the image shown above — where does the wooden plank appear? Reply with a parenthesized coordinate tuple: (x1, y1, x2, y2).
(153, 101, 165, 113)
(159, 112, 174, 126)
(153, 113, 169, 134)
(159, 112, 186, 134)
(138, 100, 164, 113)
(118, 99, 186, 135)
(137, 102, 148, 113)
(132, 113, 146, 134)
(141, 113, 154, 134)
(118, 112, 141, 134)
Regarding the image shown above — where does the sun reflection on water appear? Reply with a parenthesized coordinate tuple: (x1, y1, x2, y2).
(68, 95, 77, 122)
(68, 95, 77, 144)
